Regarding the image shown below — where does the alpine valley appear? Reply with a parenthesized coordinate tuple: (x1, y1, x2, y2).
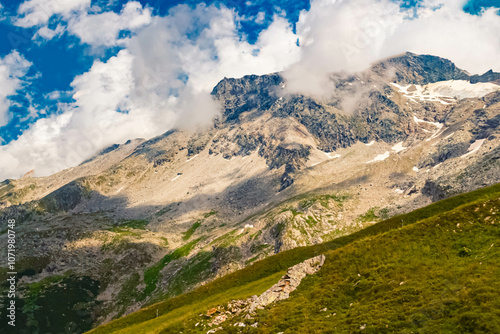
(1, 52, 499, 333)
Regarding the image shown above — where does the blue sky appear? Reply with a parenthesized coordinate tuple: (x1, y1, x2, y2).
(0, 0, 310, 145)
(0, 0, 498, 179)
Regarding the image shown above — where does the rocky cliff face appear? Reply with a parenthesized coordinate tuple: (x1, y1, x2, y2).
(371, 52, 471, 84)
(194, 254, 326, 331)
(1, 53, 499, 333)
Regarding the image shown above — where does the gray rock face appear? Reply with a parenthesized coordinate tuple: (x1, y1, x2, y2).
(200, 255, 326, 329)
(3, 52, 500, 333)
(211, 70, 415, 173)
(371, 52, 470, 84)
(247, 254, 326, 312)
(470, 69, 500, 84)
(211, 73, 283, 122)
(38, 178, 93, 212)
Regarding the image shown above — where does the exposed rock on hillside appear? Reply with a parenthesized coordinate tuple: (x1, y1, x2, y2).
(1, 53, 500, 333)
(372, 52, 470, 84)
(199, 254, 326, 330)
(248, 254, 326, 313)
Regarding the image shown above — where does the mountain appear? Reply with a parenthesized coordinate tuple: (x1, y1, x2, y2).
(88, 183, 500, 333)
(0, 52, 499, 333)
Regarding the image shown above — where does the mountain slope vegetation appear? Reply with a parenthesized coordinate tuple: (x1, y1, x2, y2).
(87, 183, 500, 334)
(1, 53, 500, 332)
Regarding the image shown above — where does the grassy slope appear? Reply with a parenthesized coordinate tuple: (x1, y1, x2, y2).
(87, 183, 500, 334)
(221, 193, 500, 333)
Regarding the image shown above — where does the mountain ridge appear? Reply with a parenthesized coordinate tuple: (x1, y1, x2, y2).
(1, 52, 500, 333)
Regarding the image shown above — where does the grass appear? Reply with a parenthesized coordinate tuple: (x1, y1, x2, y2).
(116, 219, 149, 229)
(304, 215, 318, 227)
(115, 273, 142, 318)
(357, 207, 380, 223)
(0, 182, 36, 205)
(87, 183, 500, 334)
(102, 219, 150, 249)
(94, 272, 284, 334)
(182, 221, 202, 241)
(162, 251, 214, 298)
(203, 209, 217, 218)
(2, 273, 100, 334)
(299, 194, 349, 210)
(221, 194, 500, 333)
(142, 238, 202, 298)
(181, 211, 217, 241)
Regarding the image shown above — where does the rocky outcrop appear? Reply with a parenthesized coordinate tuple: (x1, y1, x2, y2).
(421, 180, 450, 202)
(371, 52, 470, 84)
(211, 73, 283, 122)
(5, 52, 500, 333)
(247, 254, 326, 312)
(470, 69, 500, 84)
(38, 178, 93, 212)
(199, 255, 326, 330)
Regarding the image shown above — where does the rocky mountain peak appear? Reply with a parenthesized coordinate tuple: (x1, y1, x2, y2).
(470, 69, 500, 84)
(2, 52, 500, 334)
(211, 73, 283, 123)
(371, 52, 471, 84)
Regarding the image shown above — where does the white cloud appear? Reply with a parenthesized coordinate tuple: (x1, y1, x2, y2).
(283, 0, 500, 96)
(0, 50, 153, 178)
(15, 0, 151, 47)
(67, 1, 152, 47)
(33, 23, 65, 41)
(255, 11, 266, 24)
(387, 4, 500, 74)
(0, 3, 5, 21)
(15, 0, 90, 27)
(0, 4, 300, 179)
(5, 0, 499, 180)
(0, 51, 32, 127)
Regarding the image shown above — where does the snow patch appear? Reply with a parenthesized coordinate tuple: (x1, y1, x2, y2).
(391, 142, 406, 152)
(394, 188, 404, 194)
(325, 152, 341, 159)
(365, 140, 375, 146)
(461, 139, 485, 158)
(171, 174, 182, 181)
(413, 166, 419, 172)
(413, 115, 443, 129)
(238, 224, 254, 235)
(413, 115, 446, 141)
(366, 151, 390, 163)
(427, 80, 500, 99)
(444, 132, 455, 140)
(391, 80, 500, 104)
(426, 127, 447, 142)
(186, 154, 198, 162)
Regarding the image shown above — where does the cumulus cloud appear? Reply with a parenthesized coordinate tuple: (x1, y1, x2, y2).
(15, 0, 91, 27)
(67, 1, 152, 47)
(0, 4, 300, 179)
(387, 2, 500, 74)
(3, 0, 499, 179)
(0, 3, 6, 21)
(32, 23, 65, 41)
(283, 0, 500, 96)
(0, 51, 32, 127)
(15, 0, 151, 47)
